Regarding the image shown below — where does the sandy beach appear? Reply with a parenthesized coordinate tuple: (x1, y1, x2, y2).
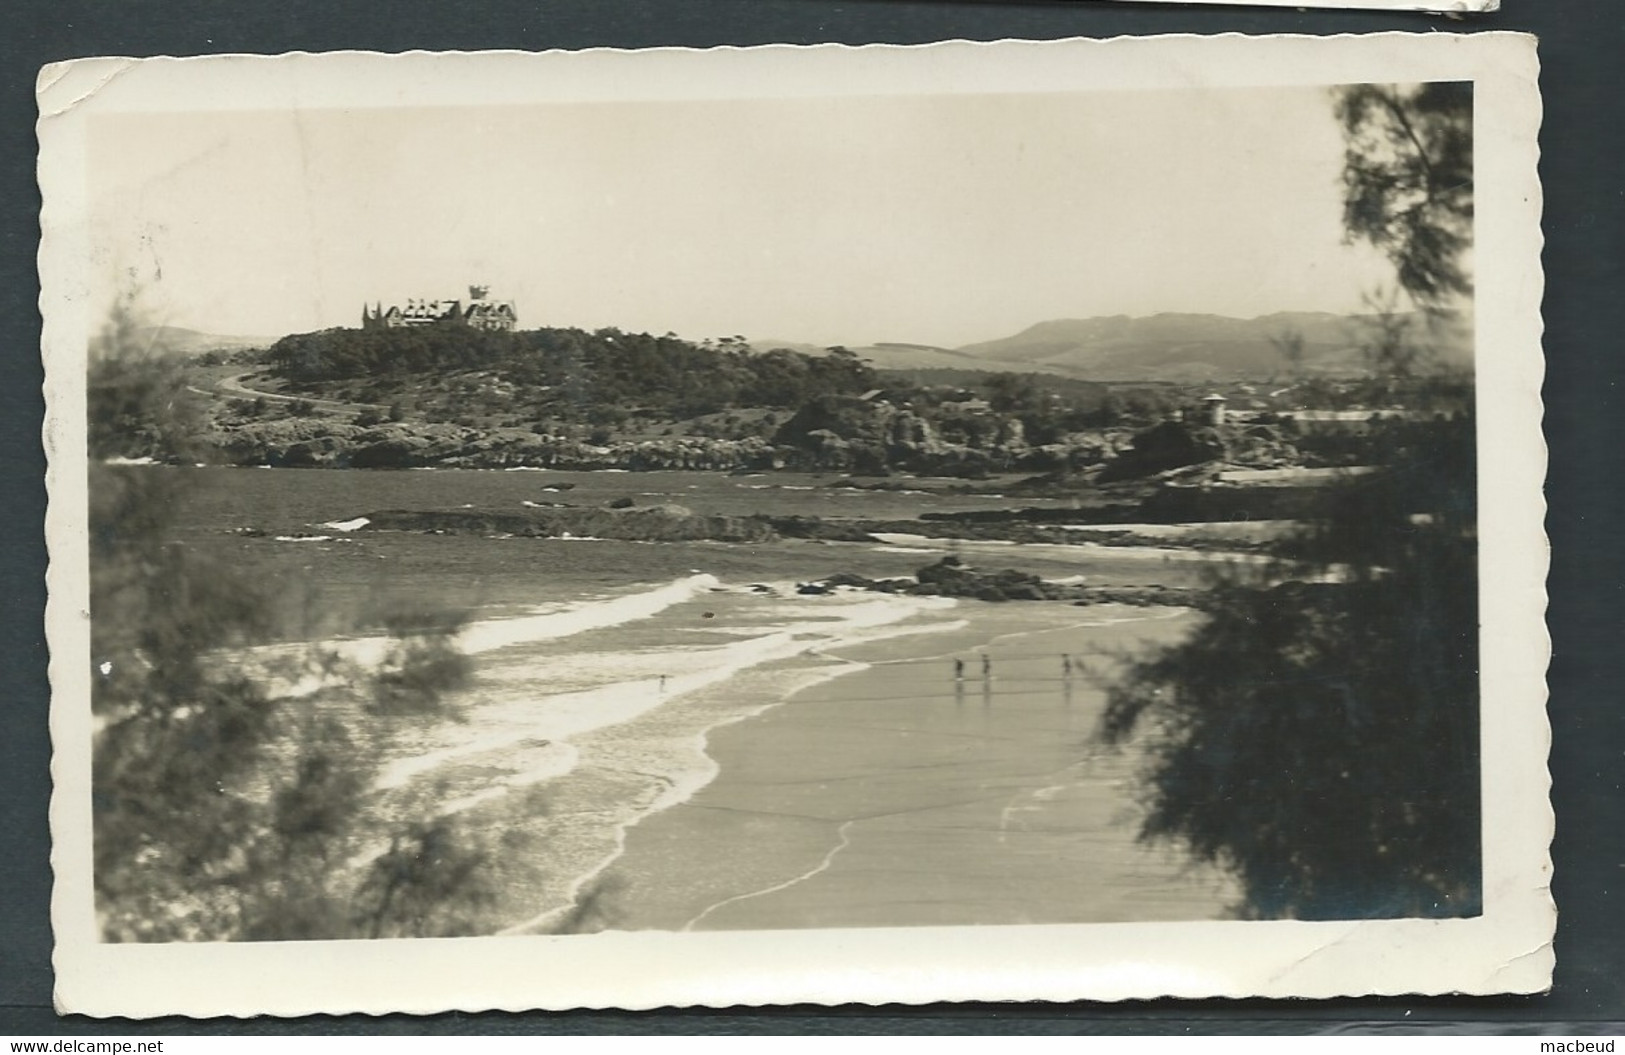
(594, 600, 1241, 932)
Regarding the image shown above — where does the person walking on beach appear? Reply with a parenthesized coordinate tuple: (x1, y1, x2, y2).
(954, 657, 965, 682)
(1062, 653, 1074, 679)
(981, 653, 992, 681)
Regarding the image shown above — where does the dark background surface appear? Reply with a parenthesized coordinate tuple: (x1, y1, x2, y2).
(3, 0, 1620, 1036)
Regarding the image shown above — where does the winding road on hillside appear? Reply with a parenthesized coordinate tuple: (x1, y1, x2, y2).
(188, 371, 389, 414)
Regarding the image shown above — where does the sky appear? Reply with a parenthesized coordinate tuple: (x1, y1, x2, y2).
(87, 85, 1400, 349)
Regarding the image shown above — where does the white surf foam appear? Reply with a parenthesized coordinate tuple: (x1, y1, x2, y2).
(874, 532, 1272, 566)
(242, 574, 724, 697)
(494, 598, 968, 936)
(458, 574, 720, 656)
(382, 593, 956, 794)
(321, 516, 371, 532)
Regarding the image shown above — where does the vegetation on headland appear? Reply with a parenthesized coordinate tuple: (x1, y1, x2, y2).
(191, 327, 1112, 474)
(160, 319, 1466, 499)
(263, 324, 880, 423)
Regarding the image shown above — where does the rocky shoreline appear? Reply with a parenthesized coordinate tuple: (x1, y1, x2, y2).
(207, 419, 786, 473)
(309, 498, 1227, 607)
(353, 504, 780, 544)
(316, 499, 1285, 554)
(198, 403, 1310, 484)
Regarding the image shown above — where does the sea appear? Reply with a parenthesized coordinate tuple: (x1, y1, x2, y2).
(156, 466, 1240, 933)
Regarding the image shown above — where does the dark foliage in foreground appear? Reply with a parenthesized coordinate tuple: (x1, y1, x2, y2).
(91, 460, 500, 940)
(89, 313, 500, 941)
(1098, 83, 1480, 920)
(1335, 82, 1473, 308)
(87, 311, 207, 463)
(1099, 411, 1479, 919)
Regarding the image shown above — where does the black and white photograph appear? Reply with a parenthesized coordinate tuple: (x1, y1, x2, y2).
(40, 35, 1550, 1015)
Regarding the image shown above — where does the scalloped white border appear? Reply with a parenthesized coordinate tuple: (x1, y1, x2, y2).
(40, 35, 1549, 1017)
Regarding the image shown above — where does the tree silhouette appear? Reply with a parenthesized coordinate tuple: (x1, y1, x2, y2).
(1335, 82, 1473, 308)
(1097, 83, 1479, 920)
(1337, 83, 1474, 387)
(89, 307, 497, 941)
(1099, 412, 1479, 919)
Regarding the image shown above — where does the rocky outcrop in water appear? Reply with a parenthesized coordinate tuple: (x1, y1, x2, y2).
(336, 502, 899, 545)
(352, 503, 778, 543)
(801, 556, 1213, 608)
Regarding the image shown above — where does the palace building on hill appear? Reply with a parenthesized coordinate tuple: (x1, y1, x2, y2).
(361, 285, 517, 332)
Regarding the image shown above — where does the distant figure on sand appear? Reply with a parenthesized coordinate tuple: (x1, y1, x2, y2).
(954, 658, 965, 681)
(982, 654, 992, 680)
(1063, 653, 1074, 678)
(659, 674, 668, 693)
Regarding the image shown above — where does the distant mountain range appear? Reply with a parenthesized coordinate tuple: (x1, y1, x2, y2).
(752, 339, 998, 374)
(168, 309, 1472, 382)
(759, 311, 1472, 383)
(138, 326, 278, 356)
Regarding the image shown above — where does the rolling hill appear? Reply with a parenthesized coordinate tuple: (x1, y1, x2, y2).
(953, 311, 1472, 382)
(749, 338, 1005, 374)
(756, 310, 1470, 383)
(137, 326, 279, 357)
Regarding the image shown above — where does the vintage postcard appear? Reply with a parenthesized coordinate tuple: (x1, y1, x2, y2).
(41, 35, 1548, 1017)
